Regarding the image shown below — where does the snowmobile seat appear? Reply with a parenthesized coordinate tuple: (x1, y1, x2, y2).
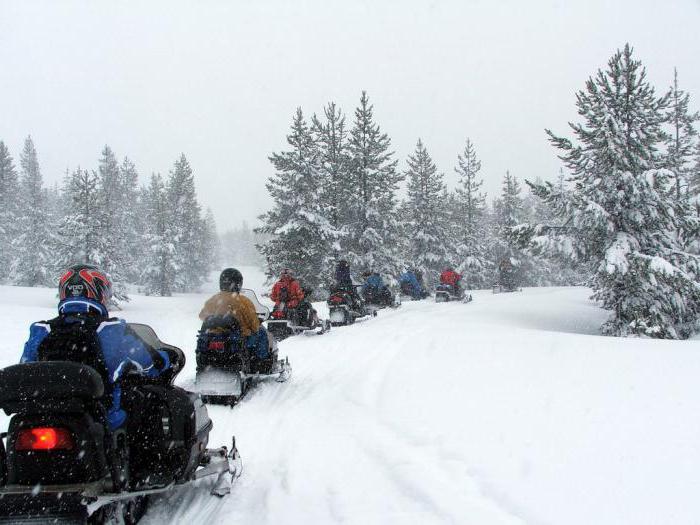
(0, 362, 104, 414)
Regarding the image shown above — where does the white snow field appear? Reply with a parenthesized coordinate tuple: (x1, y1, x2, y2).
(1, 268, 700, 525)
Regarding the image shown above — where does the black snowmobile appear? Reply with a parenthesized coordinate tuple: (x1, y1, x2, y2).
(327, 285, 376, 326)
(0, 323, 241, 524)
(362, 285, 401, 312)
(435, 283, 473, 303)
(192, 289, 291, 405)
(266, 287, 330, 341)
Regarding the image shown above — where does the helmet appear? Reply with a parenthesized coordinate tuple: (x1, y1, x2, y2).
(338, 260, 349, 269)
(59, 264, 112, 306)
(220, 268, 243, 292)
(280, 268, 293, 279)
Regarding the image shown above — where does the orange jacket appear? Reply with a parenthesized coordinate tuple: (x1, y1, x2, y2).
(199, 291, 261, 337)
(271, 276, 304, 308)
(440, 270, 462, 286)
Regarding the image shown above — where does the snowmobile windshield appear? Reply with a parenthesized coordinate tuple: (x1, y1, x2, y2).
(240, 289, 271, 321)
(127, 323, 179, 353)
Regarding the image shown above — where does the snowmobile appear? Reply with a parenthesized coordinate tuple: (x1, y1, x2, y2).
(362, 286, 401, 313)
(0, 323, 241, 524)
(435, 283, 473, 303)
(266, 287, 331, 341)
(327, 285, 376, 326)
(191, 289, 291, 405)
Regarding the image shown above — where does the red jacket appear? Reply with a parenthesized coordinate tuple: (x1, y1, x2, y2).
(271, 276, 304, 308)
(440, 270, 462, 286)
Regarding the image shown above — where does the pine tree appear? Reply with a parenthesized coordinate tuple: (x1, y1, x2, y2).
(401, 139, 449, 286)
(167, 154, 207, 292)
(346, 91, 404, 279)
(452, 139, 490, 287)
(258, 108, 336, 296)
(529, 44, 700, 338)
(665, 68, 699, 200)
(0, 141, 19, 280)
(96, 146, 129, 301)
(11, 136, 53, 286)
(492, 171, 527, 282)
(54, 168, 103, 269)
(312, 102, 351, 237)
(120, 156, 142, 282)
(141, 173, 177, 296)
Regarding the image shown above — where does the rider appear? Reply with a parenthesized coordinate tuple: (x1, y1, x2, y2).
(21, 264, 176, 431)
(199, 268, 272, 363)
(362, 270, 393, 306)
(399, 268, 427, 300)
(333, 259, 362, 309)
(271, 269, 311, 326)
(498, 258, 517, 291)
(439, 267, 463, 296)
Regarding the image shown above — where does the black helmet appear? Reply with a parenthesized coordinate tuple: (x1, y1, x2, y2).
(220, 268, 243, 292)
(59, 264, 112, 307)
(338, 259, 349, 268)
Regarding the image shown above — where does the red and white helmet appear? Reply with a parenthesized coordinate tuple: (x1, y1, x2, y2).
(59, 264, 112, 306)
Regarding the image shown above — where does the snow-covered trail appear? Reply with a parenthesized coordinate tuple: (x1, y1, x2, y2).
(2, 279, 700, 524)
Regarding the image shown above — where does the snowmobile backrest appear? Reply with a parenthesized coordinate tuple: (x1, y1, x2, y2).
(0, 362, 104, 413)
(36, 315, 111, 392)
(200, 315, 241, 333)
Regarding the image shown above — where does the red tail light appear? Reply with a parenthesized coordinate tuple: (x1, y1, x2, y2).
(272, 310, 285, 319)
(208, 341, 226, 350)
(16, 427, 75, 451)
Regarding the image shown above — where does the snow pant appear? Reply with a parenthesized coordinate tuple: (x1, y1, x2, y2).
(245, 327, 271, 360)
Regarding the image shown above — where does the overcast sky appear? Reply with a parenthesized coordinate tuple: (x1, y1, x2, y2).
(1, 0, 699, 231)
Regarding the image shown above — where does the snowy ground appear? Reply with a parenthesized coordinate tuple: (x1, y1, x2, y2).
(1, 269, 700, 524)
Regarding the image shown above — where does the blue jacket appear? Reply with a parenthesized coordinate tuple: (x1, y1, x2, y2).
(362, 273, 385, 293)
(21, 298, 171, 431)
(400, 272, 425, 297)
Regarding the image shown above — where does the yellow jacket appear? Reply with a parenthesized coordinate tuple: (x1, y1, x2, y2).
(199, 291, 260, 337)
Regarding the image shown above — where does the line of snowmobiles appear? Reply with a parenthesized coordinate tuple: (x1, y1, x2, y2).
(0, 324, 241, 524)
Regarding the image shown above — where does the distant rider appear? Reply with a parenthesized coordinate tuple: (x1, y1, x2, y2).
(399, 268, 427, 300)
(362, 270, 394, 306)
(271, 269, 313, 326)
(21, 264, 176, 431)
(333, 259, 362, 308)
(439, 267, 463, 297)
(200, 268, 272, 363)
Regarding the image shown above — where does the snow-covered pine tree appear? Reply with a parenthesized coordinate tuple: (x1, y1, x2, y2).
(665, 68, 699, 201)
(54, 167, 104, 270)
(166, 154, 207, 292)
(312, 102, 350, 268)
(346, 92, 404, 280)
(492, 171, 531, 285)
(11, 136, 54, 286)
(0, 141, 19, 280)
(401, 139, 449, 287)
(141, 173, 177, 296)
(120, 156, 143, 282)
(528, 44, 700, 338)
(452, 139, 491, 288)
(96, 146, 129, 301)
(258, 108, 336, 296)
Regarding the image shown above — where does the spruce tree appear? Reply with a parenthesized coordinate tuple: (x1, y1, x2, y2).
(492, 171, 526, 283)
(346, 92, 403, 279)
(54, 168, 103, 270)
(96, 146, 129, 301)
(0, 141, 19, 280)
(401, 139, 449, 286)
(665, 68, 699, 200)
(452, 139, 490, 287)
(258, 108, 336, 296)
(141, 173, 177, 296)
(529, 44, 700, 338)
(167, 154, 207, 292)
(120, 156, 142, 282)
(12, 136, 53, 286)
